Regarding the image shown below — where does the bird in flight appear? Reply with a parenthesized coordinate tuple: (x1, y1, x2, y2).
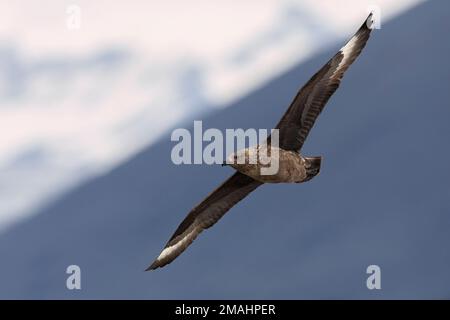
(148, 14, 374, 270)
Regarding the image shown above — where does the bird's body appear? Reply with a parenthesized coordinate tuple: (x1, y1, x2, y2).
(227, 145, 320, 184)
(147, 14, 375, 270)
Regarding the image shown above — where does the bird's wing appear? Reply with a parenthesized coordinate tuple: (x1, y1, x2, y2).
(273, 13, 373, 151)
(147, 172, 262, 270)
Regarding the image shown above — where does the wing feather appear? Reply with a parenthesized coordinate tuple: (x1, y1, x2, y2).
(147, 172, 262, 270)
(274, 13, 374, 151)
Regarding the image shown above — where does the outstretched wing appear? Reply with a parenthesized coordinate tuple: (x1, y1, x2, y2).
(274, 13, 374, 151)
(147, 172, 262, 270)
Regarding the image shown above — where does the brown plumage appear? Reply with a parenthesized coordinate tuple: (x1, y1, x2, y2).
(147, 14, 374, 270)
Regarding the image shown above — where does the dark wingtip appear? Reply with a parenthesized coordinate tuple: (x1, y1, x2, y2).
(145, 261, 160, 271)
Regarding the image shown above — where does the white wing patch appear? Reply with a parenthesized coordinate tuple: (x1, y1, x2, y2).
(334, 14, 373, 77)
(333, 33, 361, 78)
(340, 34, 360, 65)
(154, 225, 201, 263)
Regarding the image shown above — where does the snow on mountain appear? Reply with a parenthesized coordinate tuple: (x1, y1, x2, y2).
(0, 0, 424, 229)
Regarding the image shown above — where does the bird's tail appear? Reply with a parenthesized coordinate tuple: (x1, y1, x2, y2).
(304, 156, 322, 181)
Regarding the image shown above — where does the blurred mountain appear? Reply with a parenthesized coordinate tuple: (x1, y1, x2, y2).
(0, 0, 449, 299)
